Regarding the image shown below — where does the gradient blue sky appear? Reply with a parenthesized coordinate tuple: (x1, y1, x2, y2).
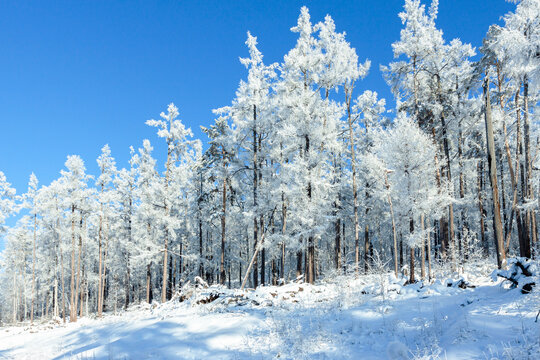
(0, 1, 513, 232)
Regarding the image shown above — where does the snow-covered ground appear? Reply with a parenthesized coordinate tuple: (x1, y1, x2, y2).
(1, 266, 539, 359)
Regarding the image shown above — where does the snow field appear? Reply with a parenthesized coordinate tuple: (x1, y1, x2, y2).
(1, 263, 539, 359)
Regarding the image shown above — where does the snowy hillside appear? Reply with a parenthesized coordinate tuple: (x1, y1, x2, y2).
(1, 263, 538, 360)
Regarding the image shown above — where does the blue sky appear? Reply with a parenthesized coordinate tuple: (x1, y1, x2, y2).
(0, 0, 513, 233)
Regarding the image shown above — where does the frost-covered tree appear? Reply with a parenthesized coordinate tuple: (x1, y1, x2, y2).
(371, 114, 442, 283)
(215, 31, 277, 287)
(274, 7, 345, 283)
(146, 103, 201, 302)
(383, 0, 477, 268)
(133, 140, 160, 304)
(95, 145, 116, 316)
(0, 171, 16, 235)
(22, 173, 39, 324)
(59, 155, 92, 322)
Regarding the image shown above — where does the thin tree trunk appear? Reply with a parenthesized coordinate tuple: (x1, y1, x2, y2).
(409, 218, 415, 284)
(346, 87, 360, 275)
(146, 262, 152, 304)
(60, 250, 66, 324)
(252, 110, 259, 288)
(515, 87, 531, 258)
(385, 171, 399, 278)
(74, 216, 83, 322)
(70, 205, 76, 322)
(31, 213, 36, 325)
(101, 221, 110, 312)
(220, 170, 227, 285)
(162, 141, 172, 303)
(125, 193, 133, 309)
(421, 214, 426, 280)
(484, 78, 506, 269)
(427, 221, 432, 280)
(478, 160, 488, 255)
(524, 77, 536, 249)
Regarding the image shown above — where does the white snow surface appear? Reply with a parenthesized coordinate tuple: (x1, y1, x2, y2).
(1, 269, 539, 359)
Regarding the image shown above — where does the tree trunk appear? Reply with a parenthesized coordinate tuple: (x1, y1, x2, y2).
(70, 205, 76, 322)
(60, 250, 66, 323)
(523, 77, 536, 249)
(515, 87, 531, 258)
(484, 79, 506, 269)
(346, 88, 360, 275)
(427, 221, 432, 280)
(74, 216, 83, 321)
(250, 104, 260, 288)
(477, 160, 488, 255)
(385, 171, 399, 278)
(305, 133, 315, 284)
(409, 218, 415, 284)
(31, 213, 36, 325)
(146, 262, 152, 304)
(420, 214, 426, 280)
(161, 140, 172, 303)
(334, 218, 341, 270)
(220, 167, 227, 285)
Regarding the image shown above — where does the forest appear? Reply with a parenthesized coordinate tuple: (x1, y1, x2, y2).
(0, 0, 539, 327)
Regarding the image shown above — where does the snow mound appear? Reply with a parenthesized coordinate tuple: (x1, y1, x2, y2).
(492, 257, 537, 293)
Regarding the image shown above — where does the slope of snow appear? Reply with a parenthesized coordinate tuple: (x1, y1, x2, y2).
(0, 269, 539, 359)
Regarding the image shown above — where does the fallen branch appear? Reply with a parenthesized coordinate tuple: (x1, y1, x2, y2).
(240, 206, 277, 291)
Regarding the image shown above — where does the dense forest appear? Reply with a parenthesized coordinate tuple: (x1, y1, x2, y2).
(0, 0, 539, 325)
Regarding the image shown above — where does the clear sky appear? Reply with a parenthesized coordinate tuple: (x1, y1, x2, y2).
(0, 0, 513, 233)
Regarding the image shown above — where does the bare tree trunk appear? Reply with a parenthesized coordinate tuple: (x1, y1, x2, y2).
(74, 216, 83, 322)
(409, 218, 415, 284)
(79, 268, 85, 318)
(97, 209, 103, 317)
(259, 136, 266, 286)
(161, 139, 173, 303)
(220, 170, 227, 285)
(12, 271, 17, 323)
(100, 221, 110, 312)
(334, 217, 341, 270)
(125, 193, 133, 309)
(60, 250, 66, 323)
(399, 234, 403, 272)
(31, 213, 36, 325)
(252, 109, 259, 288)
(514, 87, 531, 258)
(484, 79, 506, 269)
(146, 262, 152, 304)
(427, 221, 432, 280)
(421, 214, 426, 280)
(385, 171, 399, 278)
(344, 86, 360, 275)
(523, 77, 536, 249)
(70, 205, 76, 322)
(364, 195, 370, 274)
(281, 191, 287, 281)
(260, 216, 266, 286)
(457, 116, 469, 266)
(502, 93, 519, 253)
(477, 160, 488, 255)
(53, 272, 58, 319)
(442, 118, 455, 271)
(305, 133, 315, 284)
